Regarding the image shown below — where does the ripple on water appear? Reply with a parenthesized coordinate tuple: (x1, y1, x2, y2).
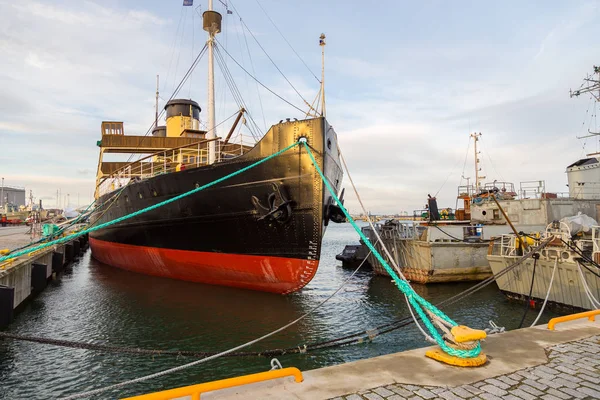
(0, 223, 562, 398)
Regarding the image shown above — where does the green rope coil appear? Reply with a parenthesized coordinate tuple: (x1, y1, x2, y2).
(0, 141, 300, 263)
(301, 141, 480, 358)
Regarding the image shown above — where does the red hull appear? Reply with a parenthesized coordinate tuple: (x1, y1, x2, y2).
(89, 238, 320, 294)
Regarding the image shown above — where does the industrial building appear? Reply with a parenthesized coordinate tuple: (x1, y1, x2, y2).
(1, 186, 26, 207)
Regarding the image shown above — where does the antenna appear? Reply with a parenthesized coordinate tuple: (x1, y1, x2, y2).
(319, 33, 326, 117)
(572, 66, 600, 148)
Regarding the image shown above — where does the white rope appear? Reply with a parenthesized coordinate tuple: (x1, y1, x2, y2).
(62, 251, 373, 399)
(337, 147, 407, 281)
(337, 146, 450, 340)
(404, 294, 435, 343)
(530, 257, 558, 327)
(576, 261, 600, 309)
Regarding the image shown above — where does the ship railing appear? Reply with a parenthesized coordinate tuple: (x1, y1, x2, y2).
(97, 138, 226, 197)
(489, 234, 518, 257)
(457, 184, 475, 198)
(483, 181, 516, 193)
(370, 221, 420, 240)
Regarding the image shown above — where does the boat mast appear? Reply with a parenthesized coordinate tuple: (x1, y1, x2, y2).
(204, 1, 222, 164)
(319, 34, 326, 117)
(155, 74, 159, 128)
(471, 132, 482, 193)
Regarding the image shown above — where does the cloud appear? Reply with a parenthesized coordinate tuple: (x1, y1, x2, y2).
(1, 0, 600, 214)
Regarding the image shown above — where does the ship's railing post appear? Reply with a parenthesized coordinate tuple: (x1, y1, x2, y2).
(197, 144, 200, 167)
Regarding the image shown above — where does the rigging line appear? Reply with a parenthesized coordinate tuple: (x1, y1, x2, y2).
(253, 0, 320, 83)
(434, 135, 471, 198)
(214, 44, 262, 139)
(461, 135, 471, 178)
(232, 10, 253, 117)
(576, 261, 600, 309)
(213, 45, 262, 140)
(557, 238, 600, 278)
(216, 38, 306, 114)
(162, 5, 186, 94)
(124, 44, 208, 164)
(530, 258, 558, 327)
(240, 13, 267, 131)
(334, 144, 443, 336)
(232, 6, 311, 107)
(63, 245, 374, 400)
(478, 136, 505, 183)
(517, 253, 538, 328)
(172, 6, 190, 93)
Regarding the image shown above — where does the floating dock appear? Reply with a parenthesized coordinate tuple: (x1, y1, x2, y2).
(133, 315, 600, 399)
(0, 226, 88, 327)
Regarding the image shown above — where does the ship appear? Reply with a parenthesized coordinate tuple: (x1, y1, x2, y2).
(486, 66, 600, 310)
(88, 6, 344, 294)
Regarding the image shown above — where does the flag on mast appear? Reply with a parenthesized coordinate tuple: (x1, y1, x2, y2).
(183, 0, 193, 6)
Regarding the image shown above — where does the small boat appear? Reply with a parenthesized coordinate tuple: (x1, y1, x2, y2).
(336, 244, 371, 269)
(488, 219, 600, 311)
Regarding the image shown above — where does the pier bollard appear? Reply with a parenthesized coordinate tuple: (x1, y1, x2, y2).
(52, 252, 64, 273)
(73, 240, 81, 258)
(31, 263, 47, 292)
(0, 286, 14, 328)
(65, 244, 74, 264)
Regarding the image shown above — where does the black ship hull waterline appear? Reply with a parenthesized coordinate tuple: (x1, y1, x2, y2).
(89, 117, 343, 294)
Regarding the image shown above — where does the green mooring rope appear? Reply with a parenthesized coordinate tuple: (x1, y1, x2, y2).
(302, 141, 481, 358)
(0, 141, 300, 264)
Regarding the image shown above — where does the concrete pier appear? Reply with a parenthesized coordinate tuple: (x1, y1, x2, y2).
(0, 226, 85, 327)
(200, 318, 600, 400)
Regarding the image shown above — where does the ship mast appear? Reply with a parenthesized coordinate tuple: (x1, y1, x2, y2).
(155, 74, 159, 128)
(319, 33, 326, 117)
(571, 65, 600, 139)
(204, 1, 222, 164)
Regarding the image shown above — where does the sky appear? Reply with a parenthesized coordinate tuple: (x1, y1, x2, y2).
(1, 0, 599, 214)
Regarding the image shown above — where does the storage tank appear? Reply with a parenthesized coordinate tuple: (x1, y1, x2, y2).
(164, 99, 201, 137)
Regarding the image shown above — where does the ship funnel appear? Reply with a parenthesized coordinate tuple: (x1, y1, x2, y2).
(164, 99, 201, 137)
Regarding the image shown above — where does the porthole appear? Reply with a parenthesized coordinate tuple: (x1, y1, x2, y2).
(327, 139, 332, 150)
(195, 183, 200, 189)
(482, 210, 487, 216)
(124, 195, 129, 203)
(152, 189, 158, 197)
(138, 192, 143, 199)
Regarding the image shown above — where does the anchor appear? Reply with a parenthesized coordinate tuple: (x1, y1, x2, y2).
(252, 182, 293, 223)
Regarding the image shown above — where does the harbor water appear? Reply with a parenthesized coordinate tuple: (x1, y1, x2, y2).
(0, 222, 560, 399)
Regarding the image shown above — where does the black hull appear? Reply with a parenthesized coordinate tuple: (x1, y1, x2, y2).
(89, 117, 343, 293)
